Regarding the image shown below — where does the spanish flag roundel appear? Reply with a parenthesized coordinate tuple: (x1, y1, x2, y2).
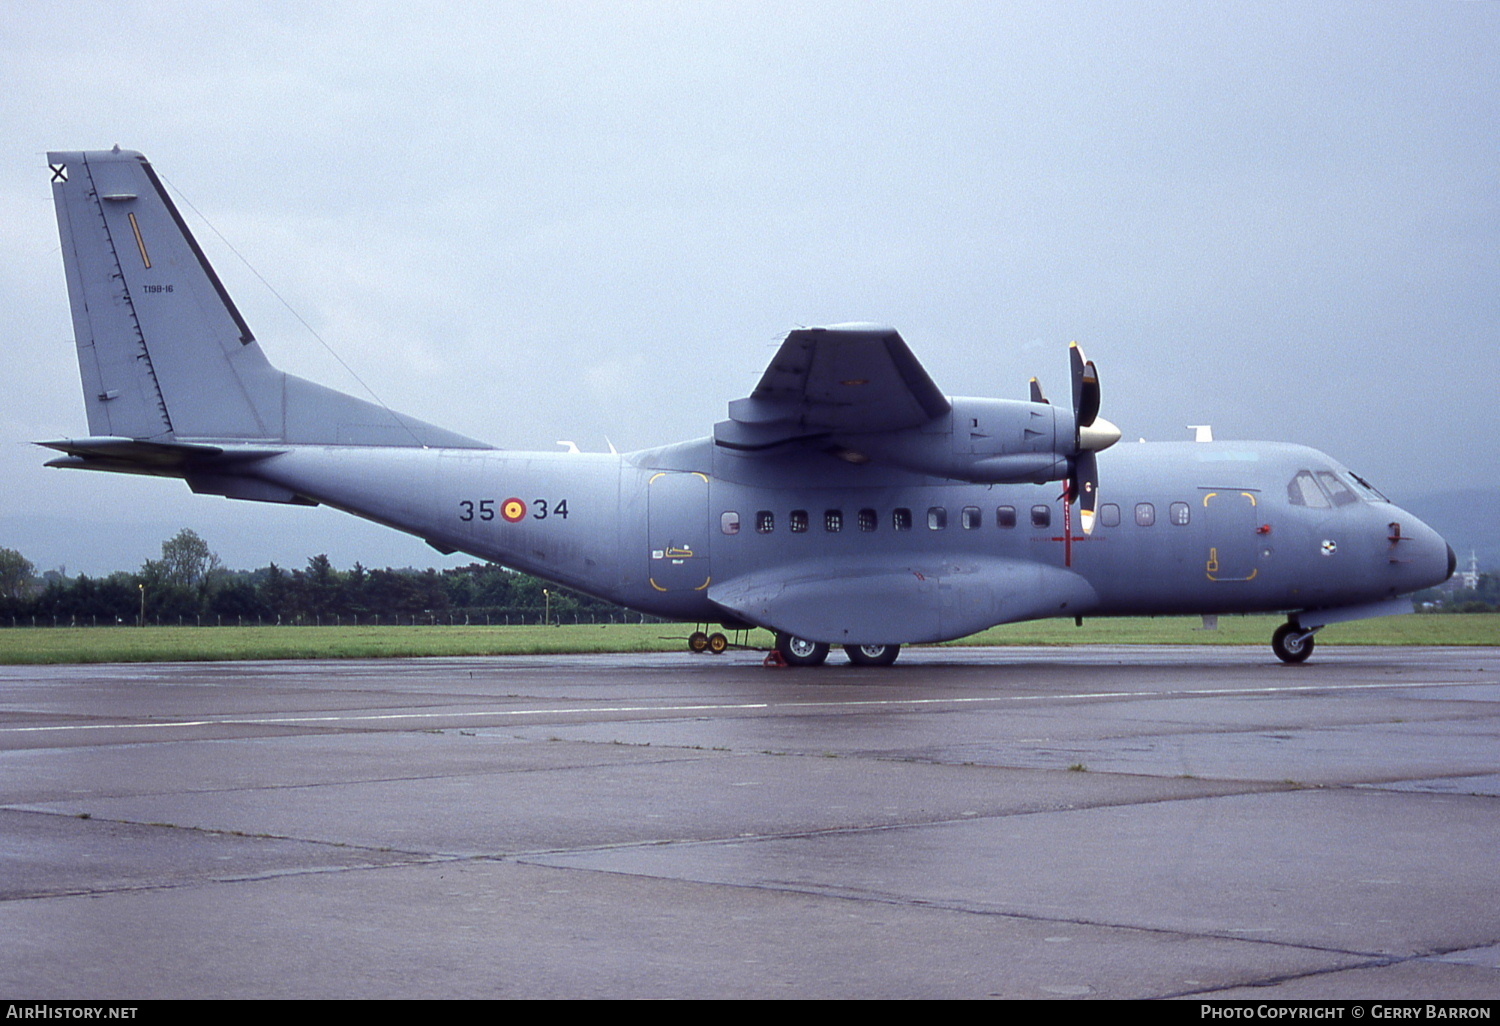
(501, 498, 527, 523)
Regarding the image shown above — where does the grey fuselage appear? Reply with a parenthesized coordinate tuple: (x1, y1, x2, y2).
(245, 435, 1452, 646)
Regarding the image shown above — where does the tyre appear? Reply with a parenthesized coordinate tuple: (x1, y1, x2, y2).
(776, 632, 830, 667)
(1271, 623, 1315, 664)
(843, 643, 900, 667)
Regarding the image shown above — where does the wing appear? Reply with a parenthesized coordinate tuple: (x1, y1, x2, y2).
(713, 324, 951, 451)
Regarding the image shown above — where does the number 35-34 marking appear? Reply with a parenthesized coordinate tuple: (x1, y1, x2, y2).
(458, 499, 569, 523)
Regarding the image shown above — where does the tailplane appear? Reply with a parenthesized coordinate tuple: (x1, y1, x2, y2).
(46, 147, 486, 450)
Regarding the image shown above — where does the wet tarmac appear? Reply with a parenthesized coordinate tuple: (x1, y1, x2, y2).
(1, 645, 1497, 998)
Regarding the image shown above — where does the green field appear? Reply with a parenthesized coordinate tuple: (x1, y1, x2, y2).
(0, 614, 1493, 664)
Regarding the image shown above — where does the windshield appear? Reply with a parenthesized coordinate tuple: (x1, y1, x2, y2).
(1316, 470, 1360, 507)
(1344, 470, 1390, 502)
(1287, 467, 1375, 509)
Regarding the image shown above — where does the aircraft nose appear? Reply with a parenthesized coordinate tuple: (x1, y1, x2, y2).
(1388, 510, 1453, 592)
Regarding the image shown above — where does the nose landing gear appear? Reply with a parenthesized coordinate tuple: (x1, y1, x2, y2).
(1271, 621, 1317, 664)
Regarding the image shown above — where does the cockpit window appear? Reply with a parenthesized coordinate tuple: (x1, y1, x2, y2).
(1346, 471, 1389, 502)
(1287, 470, 1331, 508)
(1316, 470, 1360, 507)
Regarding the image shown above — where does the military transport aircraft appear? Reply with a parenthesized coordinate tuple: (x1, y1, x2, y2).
(40, 147, 1455, 666)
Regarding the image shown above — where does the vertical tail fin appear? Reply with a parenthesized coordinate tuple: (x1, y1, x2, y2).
(47, 148, 487, 449)
(50, 147, 277, 441)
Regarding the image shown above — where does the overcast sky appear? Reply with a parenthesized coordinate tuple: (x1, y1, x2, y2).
(2, 1, 1495, 574)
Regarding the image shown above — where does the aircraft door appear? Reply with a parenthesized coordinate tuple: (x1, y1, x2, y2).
(647, 471, 712, 593)
(1201, 489, 1261, 582)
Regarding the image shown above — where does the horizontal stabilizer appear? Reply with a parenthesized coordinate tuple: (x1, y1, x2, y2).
(40, 435, 317, 505)
(38, 435, 282, 474)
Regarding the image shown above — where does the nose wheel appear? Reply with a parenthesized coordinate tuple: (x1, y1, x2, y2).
(1272, 622, 1316, 664)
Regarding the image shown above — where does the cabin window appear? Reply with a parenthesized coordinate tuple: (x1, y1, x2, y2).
(1135, 502, 1156, 527)
(756, 510, 775, 533)
(893, 508, 912, 531)
(825, 509, 843, 532)
(1100, 503, 1121, 528)
(1287, 470, 1331, 508)
(962, 506, 982, 530)
(996, 505, 1016, 528)
(790, 509, 809, 533)
(1170, 501, 1190, 526)
(1316, 470, 1360, 507)
(720, 511, 740, 535)
(1031, 505, 1051, 528)
(928, 506, 948, 530)
(858, 508, 878, 532)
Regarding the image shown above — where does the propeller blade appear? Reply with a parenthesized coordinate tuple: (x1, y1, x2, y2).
(1029, 377, 1047, 404)
(1069, 342, 1101, 430)
(1075, 450, 1099, 535)
(1069, 343, 1085, 416)
(1078, 361, 1100, 429)
(1063, 345, 1107, 534)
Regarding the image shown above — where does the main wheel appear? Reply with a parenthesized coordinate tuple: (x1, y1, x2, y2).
(1272, 623, 1315, 664)
(843, 643, 900, 667)
(707, 632, 729, 655)
(688, 630, 709, 654)
(776, 632, 830, 667)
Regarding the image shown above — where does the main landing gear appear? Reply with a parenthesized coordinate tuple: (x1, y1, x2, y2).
(773, 633, 901, 667)
(843, 643, 901, 667)
(775, 632, 829, 666)
(1271, 621, 1317, 664)
(687, 627, 903, 667)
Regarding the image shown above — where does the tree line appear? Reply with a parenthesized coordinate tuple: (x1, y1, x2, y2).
(1419, 573, 1500, 614)
(0, 530, 652, 627)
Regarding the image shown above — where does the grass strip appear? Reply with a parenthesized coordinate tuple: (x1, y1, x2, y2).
(0, 615, 1492, 665)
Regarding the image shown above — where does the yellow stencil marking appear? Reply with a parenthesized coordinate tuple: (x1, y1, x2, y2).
(128, 212, 151, 269)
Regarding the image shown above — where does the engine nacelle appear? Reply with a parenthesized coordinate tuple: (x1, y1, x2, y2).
(834, 397, 1076, 484)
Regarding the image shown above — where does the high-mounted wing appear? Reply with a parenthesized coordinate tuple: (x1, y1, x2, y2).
(713, 324, 950, 451)
(714, 324, 1120, 496)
